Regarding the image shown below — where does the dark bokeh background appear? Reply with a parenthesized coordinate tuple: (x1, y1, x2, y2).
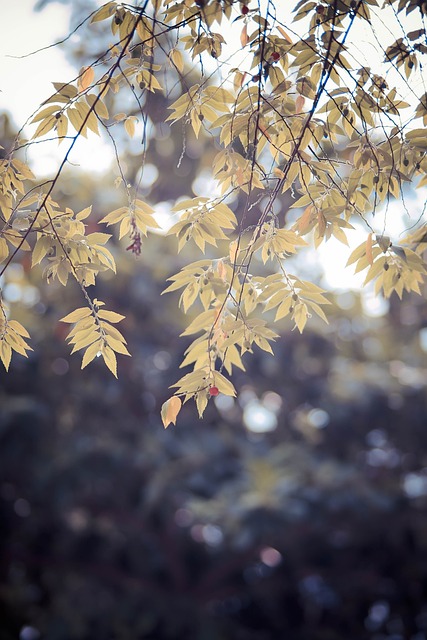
(2, 2, 427, 637)
(2, 236, 427, 640)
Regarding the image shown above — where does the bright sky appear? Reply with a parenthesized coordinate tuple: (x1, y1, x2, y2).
(0, 1, 425, 305)
(0, 1, 73, 125)
(0, 0, 112, 174)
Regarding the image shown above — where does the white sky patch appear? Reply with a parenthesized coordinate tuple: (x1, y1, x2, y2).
(0, 0, 113, 174)
(0, 0, 74, 125)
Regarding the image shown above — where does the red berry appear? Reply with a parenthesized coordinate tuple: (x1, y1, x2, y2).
(271, 52, 280, 61)
(241, 4, 249, 14)
(209, 386, 219, 397)
(315, 4, 325, 13)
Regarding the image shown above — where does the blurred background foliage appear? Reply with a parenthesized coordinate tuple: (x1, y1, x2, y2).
(2, 2, 427, 638)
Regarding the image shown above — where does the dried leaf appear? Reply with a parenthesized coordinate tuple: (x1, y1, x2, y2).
(161, 396, 182, 428)
(240, 24, 248, 47)
(79, 66, 95, 92)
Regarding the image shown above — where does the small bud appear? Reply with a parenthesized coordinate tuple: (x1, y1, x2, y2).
(241, 4, 249, 15)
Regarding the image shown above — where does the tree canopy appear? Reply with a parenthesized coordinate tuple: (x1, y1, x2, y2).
(1, 0, 427, 424)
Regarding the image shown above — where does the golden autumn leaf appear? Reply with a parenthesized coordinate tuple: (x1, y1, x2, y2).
(78, 66, 95, 92)
(277, 25, 293, 43)
(124, 117, 137, 138)
(240, 24, 248, 47)
(161, 396, 182, 428)
(295, 95, 305, 114)
(169, 48, 184, 73)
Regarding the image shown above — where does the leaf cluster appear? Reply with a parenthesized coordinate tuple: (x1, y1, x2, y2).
(1, 0, 427, 425)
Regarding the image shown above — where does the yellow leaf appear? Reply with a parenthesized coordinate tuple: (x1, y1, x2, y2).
(56, 115, 69, 141)
(81, 339, 103, 369)
(8, 320, 30, 338)
(79, 66, 95, 92)
(196, 392, 208, 418)
(102, 344, 117, 377)
(277, 25, 293, 44)
(161, 396, 182, 428)
(52, 82, 78, 99)
(105, 336, 131, 356)
(293, 303, 308, 333)
(68, 107, 88, 137)
(0, 340, 12, 371)
(213, 371, 236, 397)
(5, 331, 32, 356)
(229, 240, 238, 264)
(0, 238, 9, 263)
(98, 310, 125, 323)
(32, 116, 56, 139)
(296, 205, 312, 234)
(61, 307, 92, 323)
(169, 48, 184, 73)
(86, 94, 110, 119)
(100, 206, 128, 225)
(76, 206, 92, 221)
(90, 1, 117, 23)
(124, 117, 136, 138)
(119, 217, 131, 239)
(240, 24, 248, 47)
(30, 105, 61, 124)
(12, 159, 35, 181)
(0, 341, 12, 371)
(86, 232, 111, 246)
(101, 322, 127, 343)
(258, 122, 271, 141)
(70, 329, 100, 353)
